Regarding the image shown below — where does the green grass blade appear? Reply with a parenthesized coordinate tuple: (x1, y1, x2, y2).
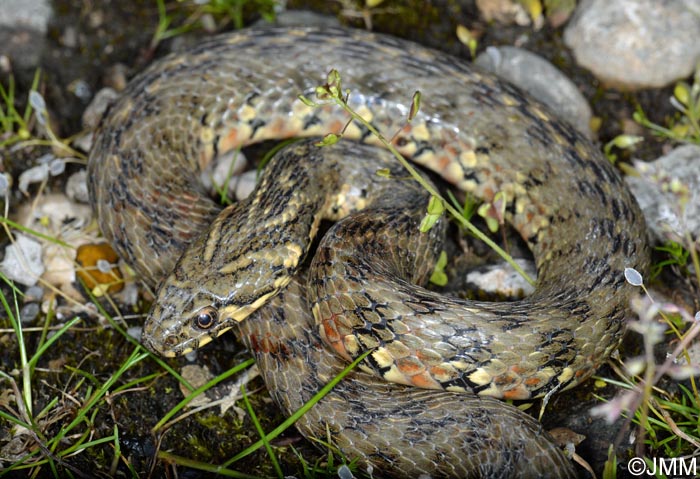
(223, 349, 371, 466)
(240, 384, 282, 478)
(151, 357, 255, 432)
(156, 451, 264, 478)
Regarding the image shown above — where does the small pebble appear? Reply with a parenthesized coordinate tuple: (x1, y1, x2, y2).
(82, 87, 119, 129)
(234, 170, 258, 201)
(475, 0, 532, 26)
(68, 79, 92, 103)
(127, 326, 143, 341)
(0, 234, 44, 286)
(20, 302, 40, 324)
(66, 170, 89, 203)
(24, 285, 44, 301)
(0, 0, 52, 33)
(0, 0, 50, 71)
(60, 26, 78, 48)
(255, 9, 341, 28)
(199, 149, 248, 198)
(103, 63, 128, 91)
(465, 258, 537, 298)
(337, 465, 355, 479)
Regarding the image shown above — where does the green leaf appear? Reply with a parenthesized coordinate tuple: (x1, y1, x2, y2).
(674, 82, 690, 106)
(612, 134, 643, 149)
(376, 168, 391, 178)
(420, 196, 445, 232)
(297, 94, 318, 107)
(315, 133, 341, 147)
(419, 213, 439, 232)
(478, 203, 500, 233)
(315, 84, 331, 101)
(408, 91, 421, 122)
(429, 251, 448, 286)
(477, 192, 505, 233)
(426, 195, 444, 215)
(326, 69, 342, 99)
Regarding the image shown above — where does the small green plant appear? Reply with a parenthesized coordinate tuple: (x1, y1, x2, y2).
(0, 71, 40, 147)
(151, 350, 371, 477)
(634, 65, 700, 145)
(604, 134, 644, 164)
(594, 268, 700, 477)
(456, 25, 478, 59)
(650, 240, 691, 280)
(152, 0, 278, 49)
(0, 275, 155, 477)
(594, 60, 700, 474)
(298, 69, 535, 287)
(0, 70, 84, 159)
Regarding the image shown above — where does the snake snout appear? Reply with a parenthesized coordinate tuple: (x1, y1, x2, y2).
(140, 318, 183, 357)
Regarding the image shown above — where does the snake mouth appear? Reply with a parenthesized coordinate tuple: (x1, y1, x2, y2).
(144, 323, 238, 358)
(141, 321, 197, 357)
(142, 333, 196, 357)
(140, 332, 171, 357)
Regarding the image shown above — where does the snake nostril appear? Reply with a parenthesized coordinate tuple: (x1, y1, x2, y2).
(163, 335, 179, 348)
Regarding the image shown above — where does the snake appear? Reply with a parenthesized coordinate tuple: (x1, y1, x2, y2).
(87, 26, 649, 477)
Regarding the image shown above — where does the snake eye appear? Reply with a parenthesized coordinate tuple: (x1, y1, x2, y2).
(193, 306, 218, 330)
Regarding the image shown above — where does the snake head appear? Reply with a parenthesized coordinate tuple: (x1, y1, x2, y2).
(140, 201, 301, 357)
(141, 282, 226, 357)
(142, 276, 283, 357)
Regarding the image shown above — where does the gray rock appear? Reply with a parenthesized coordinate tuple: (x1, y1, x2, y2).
(626, 144, 700, 244)
(0, 234, 44, 286)
(475, 0, 533, 27)
(464, 258, 537, 298)
(66, 170, 90, 204)
(82, 87, 119, 130)
(475, 46, 594, 138)
(234, 169, 258, 201)
(0, 0, 51, 71)
(0, 0, 52, 32)
(199, 150, 248, 199)
(20, 302, 40, 325)
(0, 28, 43, 71)
(564, 0, 700, 89)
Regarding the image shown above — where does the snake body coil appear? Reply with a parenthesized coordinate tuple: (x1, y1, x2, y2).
(88, 26, 649, 477)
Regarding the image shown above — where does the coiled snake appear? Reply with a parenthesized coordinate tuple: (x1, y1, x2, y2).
(88, 26, 649, 477)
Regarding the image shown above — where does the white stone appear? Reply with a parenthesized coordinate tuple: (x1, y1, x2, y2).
(626, 144, 700, 243)
(564, 0, 700, 89)
(234, 169, 258, 201)
(0, 234, 44, 286)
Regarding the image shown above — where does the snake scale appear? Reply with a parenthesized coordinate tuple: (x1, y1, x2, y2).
(88, 26, 649, 477)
